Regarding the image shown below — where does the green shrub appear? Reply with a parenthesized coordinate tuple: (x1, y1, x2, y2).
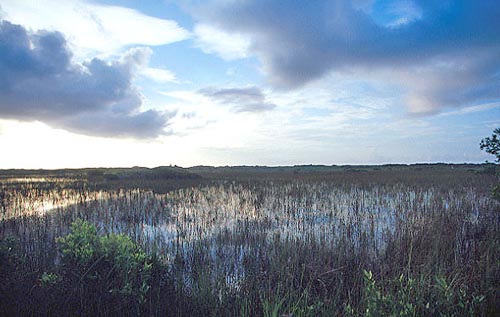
(56, 219, 153, 309)
(349, 271, 485, 317)
(358, 270, 417, 317)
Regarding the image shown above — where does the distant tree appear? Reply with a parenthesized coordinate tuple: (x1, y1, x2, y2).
(480, 127, 500, 200)
(480, 127, 500, 163)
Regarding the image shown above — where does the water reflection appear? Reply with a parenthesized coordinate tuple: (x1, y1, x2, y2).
(1, 179, 495, 293)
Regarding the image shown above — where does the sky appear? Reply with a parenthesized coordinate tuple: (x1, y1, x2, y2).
(0, 0, 499, 168)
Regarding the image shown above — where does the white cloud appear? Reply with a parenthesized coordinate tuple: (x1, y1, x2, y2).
(193, 23, 251, 60)
(1, 0, 190, 60)
(140, 67, 177, 83)
(160, 75, 394, 160)
(158, 88, 279, 150)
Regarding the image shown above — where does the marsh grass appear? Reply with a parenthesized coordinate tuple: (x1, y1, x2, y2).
(0, 166, 498, 315)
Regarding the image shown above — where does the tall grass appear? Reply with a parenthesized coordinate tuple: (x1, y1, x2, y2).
(0, 168, 498, 315)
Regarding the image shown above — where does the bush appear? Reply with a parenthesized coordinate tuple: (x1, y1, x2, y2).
(56, 219, 154, 312)
(346, 270, 485, 317)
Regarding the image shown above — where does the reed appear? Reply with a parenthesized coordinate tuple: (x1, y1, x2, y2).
(0, 166, 498, 316)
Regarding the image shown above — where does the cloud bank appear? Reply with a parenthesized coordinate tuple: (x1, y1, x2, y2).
(0, 20, 172, 139)
(194, 0, 500, 113)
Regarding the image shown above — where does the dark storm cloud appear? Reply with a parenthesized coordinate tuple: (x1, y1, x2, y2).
(0, 20, 171, 138)
(194, 0, 500, 113)
(199, 86, 276, 113)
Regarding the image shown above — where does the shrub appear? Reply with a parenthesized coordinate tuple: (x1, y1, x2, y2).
(347, 270, 485, 317)
(56, 219, 154, 312)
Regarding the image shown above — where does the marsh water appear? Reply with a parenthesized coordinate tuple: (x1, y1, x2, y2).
(2, 176, 495, 292)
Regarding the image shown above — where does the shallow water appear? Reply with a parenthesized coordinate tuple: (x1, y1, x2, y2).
(1, 178, 497, 290)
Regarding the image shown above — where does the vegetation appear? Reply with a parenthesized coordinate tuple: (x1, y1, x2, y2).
(0, 164, 498, 316)
(480, 128, 500, 163)
(55, 219, 155, 313)
(480, 127, 500, 201)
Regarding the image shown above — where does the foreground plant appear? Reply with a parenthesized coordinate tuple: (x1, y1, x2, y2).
(56, 219, 154, 312)
(344, 270, 485, 317)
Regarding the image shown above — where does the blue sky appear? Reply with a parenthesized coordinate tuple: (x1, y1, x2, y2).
(0, 0, 499, 168)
